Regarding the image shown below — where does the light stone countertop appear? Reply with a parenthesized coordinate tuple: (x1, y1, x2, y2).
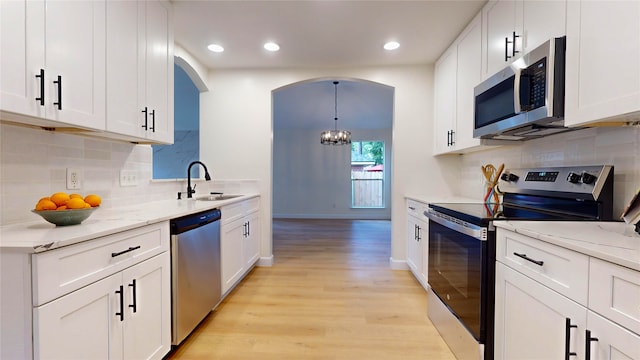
(0, 194, 259, 253)
(494, 220, 640, 271)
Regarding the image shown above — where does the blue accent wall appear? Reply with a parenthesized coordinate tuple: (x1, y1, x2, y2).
(152, 64, 200, 179)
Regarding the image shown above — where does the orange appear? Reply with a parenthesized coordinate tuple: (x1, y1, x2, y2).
(66, 197, 87, 209)
(35, 199, 57, 211)
(38, 196, 51, 202)
(84, 203, 91, 208)
(84, 194, 102, 207)
(56, 205, 67, 211)
(50, 192, 70, 207)
(69, 193, 83, 199)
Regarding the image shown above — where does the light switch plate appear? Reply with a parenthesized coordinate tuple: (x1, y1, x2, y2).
(66, 168, 83, 190)
(119, 170, 138, 187)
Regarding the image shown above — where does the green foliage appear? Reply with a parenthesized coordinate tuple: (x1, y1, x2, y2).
(351, 141, 384, 165)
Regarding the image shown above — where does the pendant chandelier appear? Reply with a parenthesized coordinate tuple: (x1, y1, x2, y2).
(320, 81, 351, 145)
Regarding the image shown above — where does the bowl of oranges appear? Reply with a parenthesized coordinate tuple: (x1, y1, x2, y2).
(32, 192, 102, 226)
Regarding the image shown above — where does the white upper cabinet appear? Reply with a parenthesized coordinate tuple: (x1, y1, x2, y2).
(106, 0, 173, 144)
(482, 0, 566, 79)
(434, 13, 486, 155)
(0, 0, 106, 130)
(564, 0, 640, 127)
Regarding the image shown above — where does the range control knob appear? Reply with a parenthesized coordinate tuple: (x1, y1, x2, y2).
(581, 172, 597, 185)
(566, 172, 581, 184)
(501, 173, 519, 182)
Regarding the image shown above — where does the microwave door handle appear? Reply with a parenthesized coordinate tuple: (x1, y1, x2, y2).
(513, 68, 522, 113)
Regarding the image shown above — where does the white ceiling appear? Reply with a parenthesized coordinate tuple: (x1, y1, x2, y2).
(172, 0, 486, 130)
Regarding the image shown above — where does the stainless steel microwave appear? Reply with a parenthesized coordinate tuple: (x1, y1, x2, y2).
(473, 36, 571, 140)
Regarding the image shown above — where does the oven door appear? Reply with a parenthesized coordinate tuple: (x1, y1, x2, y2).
(427, 214, 490, 343)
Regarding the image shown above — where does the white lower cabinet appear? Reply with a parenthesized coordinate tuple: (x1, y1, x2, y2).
(0, 222, 171, 360)
(495, 262, 587, 359)
(221, 197, 261, 295)
(34, 253, 170, 360)
(406, 199, 428, 289)
(495, 228, 640, 360)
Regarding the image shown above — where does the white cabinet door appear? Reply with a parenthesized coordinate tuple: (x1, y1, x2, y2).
(406, 218, 420, 274)
(482, 0, 518, 78)
(455, 14, 483, 151)
(106, 0, 145, 139)
(44, 0, 105, 130)
(244, 212, 261, 269)
(586, 311, 640, 360)
(221, 217, 246, 294)
(565, 0, 640, 126)
(519, 0, 566, 55)
(106, 0, 173, 143)
(433, 46, 457, 154)
(33, 273, 124, 360)
(494, 262, 587, 360)
(122, 253, 171, 360)
(144, 0, 173, 144)
(0, 0, 45, 118)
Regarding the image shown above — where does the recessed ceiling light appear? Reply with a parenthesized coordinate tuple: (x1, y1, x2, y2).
(264, 42, 280, 52)
(207, 44, 224, 53)
(384, 41, 400, 51)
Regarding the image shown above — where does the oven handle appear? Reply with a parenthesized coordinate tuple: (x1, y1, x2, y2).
(424, 209, 487, 241)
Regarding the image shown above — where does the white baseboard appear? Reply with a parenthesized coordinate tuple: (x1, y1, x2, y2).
(257, 255, 274, 267)
(389, 257, 408, 270)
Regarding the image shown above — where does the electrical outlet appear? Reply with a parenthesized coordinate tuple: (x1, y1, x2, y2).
(119, 170, 138, 187)
(66, 168, 83, 190)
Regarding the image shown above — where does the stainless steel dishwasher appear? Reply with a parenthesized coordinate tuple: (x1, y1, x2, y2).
(170, 208, 222, 345)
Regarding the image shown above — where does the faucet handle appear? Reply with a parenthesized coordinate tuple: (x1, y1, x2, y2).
(191, 184, 196, 193)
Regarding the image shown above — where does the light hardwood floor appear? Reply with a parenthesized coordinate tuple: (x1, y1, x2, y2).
(166, 219, 455, 359)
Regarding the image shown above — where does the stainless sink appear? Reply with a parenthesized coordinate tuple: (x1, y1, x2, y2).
(196, 194, 242, 201)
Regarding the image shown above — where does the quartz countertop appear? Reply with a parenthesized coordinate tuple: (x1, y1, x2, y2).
(0, 194, 259, 253)
(494, 221, 640, 271)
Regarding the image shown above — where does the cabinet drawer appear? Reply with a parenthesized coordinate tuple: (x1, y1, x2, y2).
(221, 197, 261, 224)
(589, 258, 640, 335)
(496, 229, 589, 305)
(32, 222, 169, 306)
(407, 199, 427, 218)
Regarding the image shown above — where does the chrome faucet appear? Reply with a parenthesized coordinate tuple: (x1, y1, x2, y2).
(187, 161, 211, 198)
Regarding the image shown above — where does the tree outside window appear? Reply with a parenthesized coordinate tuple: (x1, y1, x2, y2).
(351, 141, 384, 207)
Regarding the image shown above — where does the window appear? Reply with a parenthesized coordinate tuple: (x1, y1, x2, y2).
(351, 141, 384, 208)
(152, 64, 200, 179)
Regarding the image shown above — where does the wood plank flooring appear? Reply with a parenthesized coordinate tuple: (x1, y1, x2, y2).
(166, 219, 455, 360)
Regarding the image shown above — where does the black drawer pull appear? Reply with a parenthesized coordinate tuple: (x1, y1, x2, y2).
(111, 245, 141, 258)
(565, 318, 578, 359)
(128, 279, 137, 313)
(53, 75, 62, 110)
(513, 252, 544, 266)
(585, 329, 599, 360)
(115, 285, 124, 321)
(35, 69, 45, 105)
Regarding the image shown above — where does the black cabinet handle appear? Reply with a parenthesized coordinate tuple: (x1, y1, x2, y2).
(53, 75, 62, 110)
(408, 206, 416, 210)
(115, 285, 124, 321)
(505, 36, 510, 61)
(565, 318, 578, 359)
(243, 222, 247, 237)
(128, 279, 137, 313)
(417, 226, 421, 242)
(446, 130, 452, 146)
(450, 130, 455, 146)
(585, 329, 598, 360)
(512, 31, 520, 57)
(35, 69, 45, 105)
(247, 221, 250, 237)
(111, 245, 141, 258)
(141, 107, 148, 130)
(150, 109, 155, 132)
(513, 252, 544, 266)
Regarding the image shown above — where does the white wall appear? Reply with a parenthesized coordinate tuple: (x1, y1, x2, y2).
(273, 128, 392, 219)
(199, 65, 460, 266)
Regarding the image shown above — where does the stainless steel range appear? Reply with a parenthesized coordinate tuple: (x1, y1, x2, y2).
(426, 165, 614, 360)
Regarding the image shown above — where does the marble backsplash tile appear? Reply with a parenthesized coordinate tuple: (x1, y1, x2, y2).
(0, 124, 258, 225)
(457, 126, 640, 218)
